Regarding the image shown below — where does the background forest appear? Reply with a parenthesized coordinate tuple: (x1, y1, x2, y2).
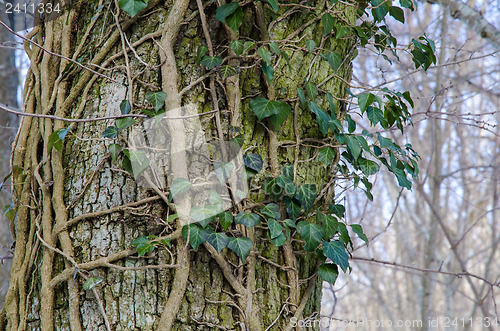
(0, 0, 498, 330)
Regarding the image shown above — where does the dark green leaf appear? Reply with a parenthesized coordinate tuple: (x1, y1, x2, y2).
(367, 106, 384, 126)
(136, 243, 155, 256)
(346, 136, 362, 160)
(260, 203, 281, 220)
(227, 236, 253, 262)
(358, 158, 380, 176)
(243, 153, 263, 173)
(297, 88, 307, 106)
(235, 212, 261, 228)
(219, 212, 233, 230)
(226, 7, 243, 32)
(305, 82, 318, 100)
(276, 175, 296, 195)
(297, 221, 324, 252)
(118, 0, 148, 17)
(284, 196, 301, 220)
(321, 13, 335, 35)
(123, 149, 150, 179)
(345, 114, 356, 133)
(271, 232, 287, 247)
(229, 40, 244, 56)
(182, 224, 207, 250)
(268, 104, 290, 129)
(249, 97, 290, 122)
(263, 177, 283, 201)
(196, 45, 209, 64)
(265, 0, 279, 12)
(267, 218, 283, 239)
(295, 184, 317, 213)
(318, 263, 339, 284)
(261, 62, 274, 83)
(48, 127, 70, 153)
(217, 65, 238, 79)
(258, 47, 272, 65)
(358, 92, 375, 113)
(146, 91, 167, 112)
(169, 178, 192, 198)
(318, 147, 336, 167)
(322, 214, 339, 239)
(131, 236, 150, 246)
(323, 240, 349, 272)
(282, 164, 294, 180)
(215, 2, 239, 22)
(350, 224, 369, 246)
(336, 222, 352, 247)
(329, 204, 345, 218)
(201, 56, 223, 69)
(321, 51, 341, 72)
(120, 100, 131, 115)
(269, 42, 281, 56)
(82, 276, 104, 291)
(283, 218, 296, 229)
(389, 6, 405, 23)
(203, 228, 229, 253)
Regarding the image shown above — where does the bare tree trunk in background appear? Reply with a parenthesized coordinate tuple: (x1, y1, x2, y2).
(0, 9, 18, 308)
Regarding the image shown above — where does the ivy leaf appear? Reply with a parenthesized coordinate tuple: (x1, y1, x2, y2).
(305, 39, 316, 52)
(336, 222, 352, 247)
(230, 40, 244, 56)
(261, 62, 274, 83)
(82, 276, 105, 291)
(219, 212, 233, 230)
(294, 184, 317, 213)
(318, 264, 339, 285)
(108, 144, 122, 163)
(258, 47, 272, 65)
(249, 97, 290, 122)
(260, 203, 281, 220)
(201, 56, 223, 69)
(146, 91, 167, 112)
(297, 221, 324, 252)
(282, 164, 294, 180)
(116, 117, 135, 130)
(329, 204, 345, 218)
(2, 204, 16, 222)
(389, 6, 405, 23)
(263, 178, 283, 201)
(182, 224, 207, 250)
(318, 147, 336, 167)
(267, 218, 284, 239)
(217, 65, 238, 79)
(350, 224, 369, 246)
(276, 174, 296, 195)
(215, 2, 239, 22)
(136, 243, 155, 256)
(120, 100, 131, 115)
(358, 92, 375, 113)
(358, 158, 380, 176)
(272, 233, 287, 246)
(243, 153, 263, 173)
(48, 127, 70, 153)
(322, 214, 339, 239)
(214, 161, 234, 184)
(118, 0, 148, 18)
(265, 0, 279, 12)
(323, 240, 349, 272)
(284, 196, 301, 220)
(235, 212, 261, 228)
(269, 42, 281, 57)
(321, 51, 341, 72)
(297, 88, 307, 106)
(268, 104, 290, 129)
(321, 13, 335, 35)
(226, 7, 243, 32)
(227, 237, 253, 262)
(367, 106, 384, 126)
(305, 82, 318, 100)
(169, 178, 192, 198)
(346, 136, 362, 160)
(123, 149, 150, 179)
(196, 45, 209, 64)
(190, 206, 216, 228)
(203, 228, 229, 253)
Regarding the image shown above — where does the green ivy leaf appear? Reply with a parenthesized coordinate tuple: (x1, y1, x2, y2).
(321, 214, 339, 239)
(215, 2, 239, 22)
(136, 243, 155, 256)
(323, 240, 349, 272)
(294, 184, 317, 213)
(276, 175, 296, 195)
(367, 106, 384, 126)
(201, 56, 223, 69)
(214, 161, 234, 184)
(267, 218, 284, 239)
(268, 104, 290, 129)
(346, 136, 362, 160)
(169, 178, 192, 198)
(336, 222, 352, 247)
(318, 263, 339, 285)
(249, 97, 290, 122)
(196, 45, 209, 64)
(229, 40, 244, 56)
(321, 12, 335, 36)
(182, 224, 207, 250)
(48, 127, 70, 153)
(358, 92, 375, 113)
(297, 221, 324, 252)
(116, 117, 135, 130)
(282, 164, 294, 180)
(305, 82, 318, 100)
(243, 153, 263, 173)
(2, 204, 16, 222)
(350, 224, 369, 246)
(219, 212, 233, 230)
(217, 65, 238, 79)
(123, 149, 150, 179)
(321, 51, 341, 72)
(146, 91, 167, 112)
(261, 62, 274, 83)
(263, 178, 283, 201)
(389, 6, 405, 23)
(358, 158, 380, 176)
(318, 147, 336, 167)
(82, 276, 104, 291)
(269, 42, 281, 57)
(329, 204, 345, 218)
(297, 88, 307, 106)
(227, 236, 253, 262)
(235, 212, 261, 228)
(258, 47, 272, 65)
(272, 232, 287, 246)
(118, 0, 148, 18)
(203, 228, 229, 253)
(284, 196, 301, 220)
(226, 7, 243, 32)
(260, 203, 281, 220)
(190, 206, 217, 228)
(108, 144, 121, 164)
(265, 0, 279, 12)
(120, 100, 131, 115)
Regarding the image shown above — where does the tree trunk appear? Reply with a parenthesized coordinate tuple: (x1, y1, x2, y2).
(3, 1, 355, 330)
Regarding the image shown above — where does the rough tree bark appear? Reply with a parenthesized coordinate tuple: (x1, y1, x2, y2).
(2, 0, 356, 330)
